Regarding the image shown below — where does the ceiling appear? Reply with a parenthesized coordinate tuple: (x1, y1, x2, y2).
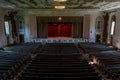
(0, 0, 120, 11)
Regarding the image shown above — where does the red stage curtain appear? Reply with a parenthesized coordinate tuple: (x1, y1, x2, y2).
(48, 24, 59, 37)
(60, 24, 72, 37)
(48, 24, 72, 37)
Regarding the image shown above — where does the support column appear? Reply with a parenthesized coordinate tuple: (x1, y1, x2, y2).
(102, 13, 109, 43)
(83, 15, 90, 39)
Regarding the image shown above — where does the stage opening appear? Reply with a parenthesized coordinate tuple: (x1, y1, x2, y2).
(48, 24, 72, 38)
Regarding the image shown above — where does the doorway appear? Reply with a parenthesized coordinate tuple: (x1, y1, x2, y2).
(19, 35, 24, 43)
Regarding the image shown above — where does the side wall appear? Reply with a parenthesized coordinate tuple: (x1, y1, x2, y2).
(112, 11, 120, 48)
(89, 13, 103, 42)
(83, 15, 90, 39)
(0, 10, 7, 47)
(29, 15, 37, 39)
(83, 13, 103, 42)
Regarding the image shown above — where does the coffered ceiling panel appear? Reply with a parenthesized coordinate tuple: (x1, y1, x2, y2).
(0, 0, 120, 11)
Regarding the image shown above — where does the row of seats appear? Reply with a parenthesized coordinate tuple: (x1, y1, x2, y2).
(0, 43, 41, 80)
(3, 43, 41, 54)
(78, 42, 115, 53)
(0, 50, 30, 79)
(89, 51, 120, 80)
(18, 43, 101, 80)
(79, 42, 120, 80)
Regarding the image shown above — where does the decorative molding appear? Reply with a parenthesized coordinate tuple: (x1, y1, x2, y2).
(0, 0, 120, 11)
(18, 9, 101, 16)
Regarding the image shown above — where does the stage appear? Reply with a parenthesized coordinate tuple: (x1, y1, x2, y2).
(31, 37, 88, 43)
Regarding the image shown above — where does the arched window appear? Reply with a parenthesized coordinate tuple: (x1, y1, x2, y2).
(110, 15, 116, 36)
(109, 15, 116, 45)
(4, 15, 11, 36)
(95, 16, 104, 34)
(16, 16, 25, 43)
(16, 16, 25, 34)
(95, 16, 104, 42)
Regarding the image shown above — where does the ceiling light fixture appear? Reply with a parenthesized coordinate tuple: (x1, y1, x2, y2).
(55, 6, 65, 9)
(54, 0, 67, 2)
(58, 17, 62, 20)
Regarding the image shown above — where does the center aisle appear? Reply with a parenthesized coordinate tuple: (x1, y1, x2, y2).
(18, 43, 101, 80)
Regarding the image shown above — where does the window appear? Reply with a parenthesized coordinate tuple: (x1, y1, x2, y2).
(95, 17, 103, 34)
(110, 21, 115, 35)
(17, 17, 25, 34)
(4, 21, 10, 35)
(96, 21, 101, 33)
(18, 21, 24, 34)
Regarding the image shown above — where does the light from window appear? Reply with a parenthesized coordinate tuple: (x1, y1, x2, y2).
(95, 21, 102, 34)
(110, 21, 115, 35)
(4, 21, 10, 35)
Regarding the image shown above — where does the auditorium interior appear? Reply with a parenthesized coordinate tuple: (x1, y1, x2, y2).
(1, 0, 120, 80)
